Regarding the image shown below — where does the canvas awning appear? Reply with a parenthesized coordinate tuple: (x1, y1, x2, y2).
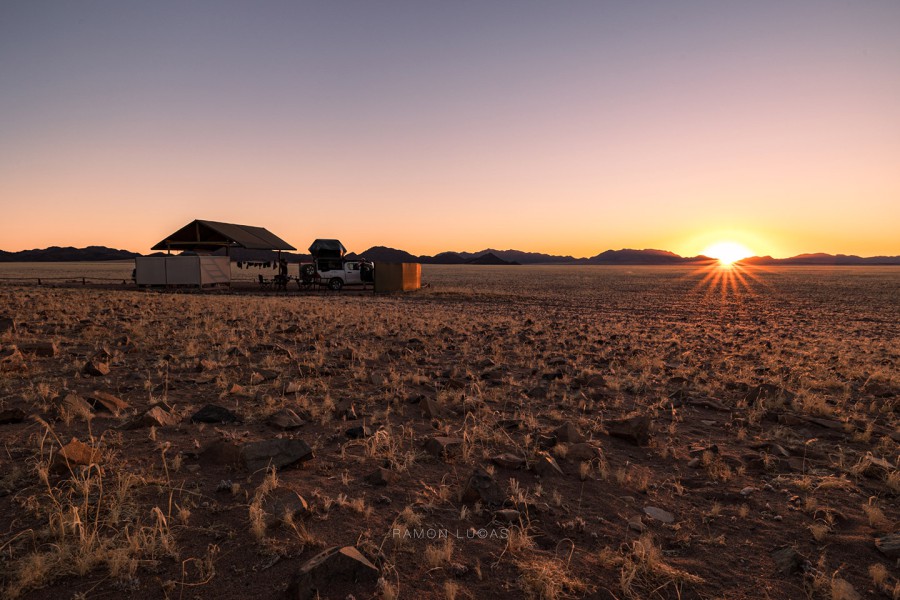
(151, 220, 296, 252)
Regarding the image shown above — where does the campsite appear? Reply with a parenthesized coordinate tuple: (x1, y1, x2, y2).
(2, 2, 899, 598)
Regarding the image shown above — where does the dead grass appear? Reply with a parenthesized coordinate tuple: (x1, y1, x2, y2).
(0, 266, 897, 598)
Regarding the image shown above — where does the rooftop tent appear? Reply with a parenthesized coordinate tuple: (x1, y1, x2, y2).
(308, 239, 347, 258)
(151, 220, 296, 253)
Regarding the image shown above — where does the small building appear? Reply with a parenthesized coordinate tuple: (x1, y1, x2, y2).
(136, 219, 295, 287)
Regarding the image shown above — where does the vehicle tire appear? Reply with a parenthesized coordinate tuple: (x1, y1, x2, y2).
(329, 278, 344, 291)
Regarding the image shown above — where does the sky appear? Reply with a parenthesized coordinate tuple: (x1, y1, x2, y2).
(1, 1, 898, 259)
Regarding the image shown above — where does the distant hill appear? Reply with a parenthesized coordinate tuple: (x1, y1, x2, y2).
(465, 252, 519, 265)
(587, 249, 707, 264)
(423, 251, 467, 264)
(0, 246, 140, 262)
(356, 246, 419, 263)
(456, 248, 579, 265)
(741, 253, 900, 265)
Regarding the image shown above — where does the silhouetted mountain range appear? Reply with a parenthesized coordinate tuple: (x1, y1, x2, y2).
(1, 245, 898, 265)
(0, 246, 140, 262)
(740, 253, 900, 265)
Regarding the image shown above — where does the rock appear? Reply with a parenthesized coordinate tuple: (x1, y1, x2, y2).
(286, 546, 379, 600)
(57, 393, 93, 419)
(801, 415, 847, 431)
(255, 343, 294, 359)
(771, 546, 808, 575)
(344, 425, 371, 439)
(576, 373, 607, 388)
(445, 377, 467, 390)
(689, 444, 718, 457)
(297, 364, 317, 378)
(364, 467, 396, 487)
(537, 434, 558, 450)
(250, 369, 279, 385)
(0, 317, 15, 333)
(859, 454, 896, 478)
(190, 404, 241, 424)
(688, 398, 730, 411)
(424, 436, 463, 460)
(56, 438, 102, 467)
(687, 457, 701, 468)
(19, 342, 58, 357)
(86, 391, 128, 416)
(421, 397, 447, 419)
(497, 419, 523, 431)
(200, 439, 243, 467)
(241, 439, 314, 472)
(748, 441, 790, 457)
(740, 487, 758, 497)
(528, 385, 548, 400)
(264, 488, 310, 528)
(0, 408, 26, 424)
(643, 506, 675, 523)
(122, 403, 179, 429)
(82, 360, 110, 377)
(93, 347, 112, 361)
(567, 443, 601, 462)
(532, 452, 564, 477)
(460, 468, 504, 506)
(491, 453, 526, 469)
(196, 359, 218, 372)
(830, 578, 861, 600)
(744, 384, 795, 406)
(605, 415, 651, 446)
(775, 413, 804, 426)
(553, 422, 584, 444)
(267, 408, 305, 430)
(494, 509, 521, 523)
(628, 519, 647, 533)
(333, 347, 355, 361)
(875, 533, 900, 559)
(0, 345, 24, 366)
(333, 398, 358, 420)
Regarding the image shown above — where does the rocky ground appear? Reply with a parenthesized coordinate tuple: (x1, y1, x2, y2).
(0, 265, 898, 599)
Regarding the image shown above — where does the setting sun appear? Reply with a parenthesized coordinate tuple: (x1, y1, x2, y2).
(702, 242, 754, 266)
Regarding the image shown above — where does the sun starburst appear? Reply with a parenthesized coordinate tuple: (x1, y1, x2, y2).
(702, 242, 754, 266)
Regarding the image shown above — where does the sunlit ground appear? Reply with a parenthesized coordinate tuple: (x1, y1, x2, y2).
(688, 259, 771, 301)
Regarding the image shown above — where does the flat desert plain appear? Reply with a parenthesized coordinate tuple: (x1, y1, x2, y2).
(0, 265, 897, 599)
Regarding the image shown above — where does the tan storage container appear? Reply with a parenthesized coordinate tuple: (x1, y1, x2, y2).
(374, 262, 421, 292)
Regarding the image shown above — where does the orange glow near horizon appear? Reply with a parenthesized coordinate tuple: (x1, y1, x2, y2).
(702, 242, 755, 266)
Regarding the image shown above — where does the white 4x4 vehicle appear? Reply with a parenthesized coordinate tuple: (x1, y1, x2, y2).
(301, 258, 374, 290)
